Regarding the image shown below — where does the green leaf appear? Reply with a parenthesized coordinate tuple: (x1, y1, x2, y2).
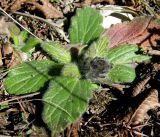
(41, 42, 71, 64)
(20, 31, 29, 42)
(4, 60, 60, 95)
(107, 44, 150, 64)
(130, 55, 151, 63)
(50, 0, 60, 3)
(8, 22, 21, 36)
(108, 65, 135, 83)
(0, 103, 9, 111)
(86, 37, 109, 58)
(107, 44, 137, 63)
(21, 37, 41, 52)
(42, 77, 97, 135)
(155, 18, 160, 24)
(94, 37, 109, 57)
(12, 30, 29, 47)
(62, 63, 81, 78)
(12, 35, 20, 46)
(69, 7, 104, 45)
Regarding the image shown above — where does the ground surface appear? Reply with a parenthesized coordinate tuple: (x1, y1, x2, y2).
(0, 0, 160, 137)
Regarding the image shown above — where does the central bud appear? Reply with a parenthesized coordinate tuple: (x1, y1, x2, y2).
(90, 57, 111, 78)
(85, 57, 112, 81)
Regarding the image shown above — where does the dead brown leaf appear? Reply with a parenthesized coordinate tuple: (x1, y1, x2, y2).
(83, 0, 115, 5)
(2, 42, 26, 68)
(76, 0, 115, 7)
(131, 89, 160, 125)
(2, 42, 14, 66)
(103, 16, 160, 51)
(153, 63, 160, 71)
(66, 120, 81, 137)
(19, 99, 36, 114)
(10, 0, 63, 19)
(123, 89, 160, 126)
(0, 49, 3, 66)
(0, 0, 16, 10)
(0, 18, 25, 68)
(10, 0, 26, 11)
(0, 18, 10, 67)
(131, 75, 151, 97)
(0, 17, 10, 38)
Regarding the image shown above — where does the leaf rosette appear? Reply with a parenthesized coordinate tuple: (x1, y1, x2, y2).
(3, 7, 151, 137)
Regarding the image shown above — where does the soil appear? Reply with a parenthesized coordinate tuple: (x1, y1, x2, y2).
(0, 0, 160, 137)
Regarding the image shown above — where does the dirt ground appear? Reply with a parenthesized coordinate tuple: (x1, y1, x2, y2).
(0, 0, 160, 137)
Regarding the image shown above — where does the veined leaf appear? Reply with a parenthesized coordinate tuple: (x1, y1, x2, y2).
(108, 65, 135, 83)
(95, 37, 109, 57)
(107, 44, 150, 64)
(62, 63, 81, 78)
(12, 30, 29, 47)
(86, 37, 109, 58)
(131, 55, 151, 63)
(4, 60, 61, 95)
(69, 7, 104, 45)
(42, 77, 97, 135)
(12, 36, 20, 46)
(21, 37, 41, 52)
(8, 22, 21, 37)
(107, 44, 137, 63)
(20, 31, 29, 42)
(0, 103, 9, 111)
(41, 42, 71, 64)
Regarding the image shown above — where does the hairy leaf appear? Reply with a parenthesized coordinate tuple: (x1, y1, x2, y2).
(103, 16, 160, 51)
(21, 37, 41, 52)
(107, 44, 150, 64)
(4, 60, 61, 95)
(42, 77, 97, 135)
(108, 65, 135, 83)
(86, 37, 109, 58)
(69, 7, 104, 45)
(41, 42, 71, 64)
(8, 22, 20, 37)
(103, 16, 152, 48)
(62, 63, 81, 78)
(94, 37, 109, 57)
(12, 30, 29, 47)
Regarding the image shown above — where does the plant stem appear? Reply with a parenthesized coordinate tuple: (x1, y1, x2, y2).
(0, 92, 40, 105)
(0, 7, 41, 41)
(12, 11, 70, 42)
(12, 11, 61, 28)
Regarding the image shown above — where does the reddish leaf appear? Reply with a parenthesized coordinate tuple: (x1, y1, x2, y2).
(138, 19, 160, 50)
(103, 16, 160, 51)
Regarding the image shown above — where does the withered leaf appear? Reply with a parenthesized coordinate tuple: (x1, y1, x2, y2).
(103, 16, 160, 51)
(0, 17, 10, 38)
(10, 0, 26, 11)
(10, 0, 63, 19)
(0, 48, 3, 67)
(2, 42, 13, 66)
(131, 75, 151, 97)
(83, 0, 115, 5)
(124, 89, 160, 126)
(2, 42, 26, 68)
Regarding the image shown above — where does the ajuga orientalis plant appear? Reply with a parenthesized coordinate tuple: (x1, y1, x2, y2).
(4, 7, 150, 136)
